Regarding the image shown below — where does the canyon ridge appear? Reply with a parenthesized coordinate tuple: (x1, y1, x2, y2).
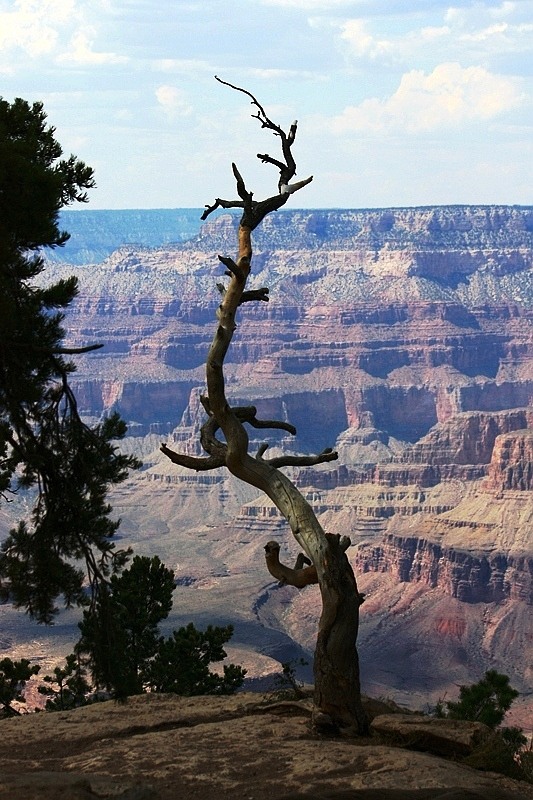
(1, 205, 533, 729)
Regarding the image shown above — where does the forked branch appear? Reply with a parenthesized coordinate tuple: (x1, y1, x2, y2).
(159, 443, 225, 472)
(202, 77, 312, 228)
(214, 75, 299, 192)
(201, 176, 312, 230)
(161, 400, 302, 472)
(264, 541, 318, 588)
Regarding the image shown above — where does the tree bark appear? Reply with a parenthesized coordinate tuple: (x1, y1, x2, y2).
(314, 534, 368, 734)
(204, 219, 368, 735)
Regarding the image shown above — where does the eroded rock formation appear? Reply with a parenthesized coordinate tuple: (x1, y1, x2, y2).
(11, 205, 531, 724)
(485, 430, 533, 491)
(355, 533, 533, 604)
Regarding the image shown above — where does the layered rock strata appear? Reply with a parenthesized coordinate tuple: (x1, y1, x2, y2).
(355, 532, 533, 604)
(7, 204, 530, 724)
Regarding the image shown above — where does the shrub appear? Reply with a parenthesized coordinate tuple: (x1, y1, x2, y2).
(38, 652, 92, 711)
(0, 657, 40, 716)
(148, 623, 246, 696)
(442, 670, 518, 729)
(434, 671, 531, 783)
(270, 658, 309, 700)
(77, 555, 245, 699)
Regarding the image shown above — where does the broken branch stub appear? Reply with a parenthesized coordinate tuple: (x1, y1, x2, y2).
(264, 541, 318, 588)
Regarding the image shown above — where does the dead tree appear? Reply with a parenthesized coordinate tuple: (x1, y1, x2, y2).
(161, 77, 368, 735)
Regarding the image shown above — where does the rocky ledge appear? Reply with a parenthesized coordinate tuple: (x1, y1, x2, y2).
(0, 693, 531, 800)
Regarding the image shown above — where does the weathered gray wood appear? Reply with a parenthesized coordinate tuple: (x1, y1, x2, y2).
(162, 80, 367, 734)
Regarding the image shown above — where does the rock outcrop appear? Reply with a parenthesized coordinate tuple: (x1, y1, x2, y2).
(485, 430, 533, 491)
(1, 694, 531, 800)
(369, 714, 491, 757)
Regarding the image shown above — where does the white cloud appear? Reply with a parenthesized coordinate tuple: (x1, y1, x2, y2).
(339, 3, 533, 66)
(490, 2, 517, 18)
(0, 0, 75, 57)
(155, 85, 192, 116)
(339, 19, 394, 59)
(419, 25, 452, 43)
(445, 0, 533, 31)
(459, 19, 533, 46)
(0, 0, 129, 69)
(330, 62, 524, 134)
(462, 21, 509, 41)
(445, 2, 517, 27)
(339, 18, 452, 63)
(57, 29, 127, 65)
(0, 0, 529, 208)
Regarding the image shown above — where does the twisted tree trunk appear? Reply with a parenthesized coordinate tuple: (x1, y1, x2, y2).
(161, 79, 368, 735)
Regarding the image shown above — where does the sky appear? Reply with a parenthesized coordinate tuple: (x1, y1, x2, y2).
(1, 0, 532, 209)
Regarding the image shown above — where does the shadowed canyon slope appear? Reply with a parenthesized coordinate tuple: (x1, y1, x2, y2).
(3, 206, 533, 725)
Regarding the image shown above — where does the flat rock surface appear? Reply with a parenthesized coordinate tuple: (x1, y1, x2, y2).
(370, 713, 490, 756)
(1, 694, 531, 800)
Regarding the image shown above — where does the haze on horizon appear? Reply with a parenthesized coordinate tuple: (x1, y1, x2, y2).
(1, 0, 531, 210)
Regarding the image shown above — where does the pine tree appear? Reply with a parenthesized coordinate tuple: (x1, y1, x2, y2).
(78, 555, 246, 698)
(149, 623, 246, 696)
(0, 97, 139, 622)
(38, 651, 91, 711)
(0, 657, 40, 716)
(446, 670, 519, 728)
(78, 555, 176, 696)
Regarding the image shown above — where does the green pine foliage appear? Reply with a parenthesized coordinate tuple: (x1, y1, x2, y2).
(78, 555, 246, 699)
(0, 96, 140, 622)
(78, 555, 175, 697)
(433, 670, 532, 781)
(37, 651, 92, 711)
(149, 623, 246, 696)
(0, 657, 40, 717)
(444, 669, 519, 728)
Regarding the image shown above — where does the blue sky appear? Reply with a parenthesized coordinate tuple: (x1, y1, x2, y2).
(1, 0, 531, 209)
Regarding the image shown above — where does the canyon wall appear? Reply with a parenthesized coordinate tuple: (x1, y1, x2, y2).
(10, 205, 530, 720)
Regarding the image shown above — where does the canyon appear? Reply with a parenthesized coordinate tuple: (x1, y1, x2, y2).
(2, 205, 533, 727)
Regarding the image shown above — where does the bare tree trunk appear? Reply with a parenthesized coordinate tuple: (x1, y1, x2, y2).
(161, 79, 368, 735)
(314, 534, 368, 734)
